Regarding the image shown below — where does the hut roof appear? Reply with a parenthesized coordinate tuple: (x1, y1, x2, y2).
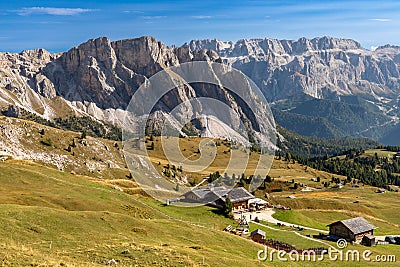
(251, 229, 266, 237)
(329, 217, 377, 235)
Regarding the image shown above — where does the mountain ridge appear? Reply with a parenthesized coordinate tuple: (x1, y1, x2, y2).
(1, 35, 400, 144)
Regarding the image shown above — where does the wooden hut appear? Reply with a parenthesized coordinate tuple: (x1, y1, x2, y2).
(251, 229, 266, 243)
(328, 217, 377, 243)
(362, 235, 376, 246)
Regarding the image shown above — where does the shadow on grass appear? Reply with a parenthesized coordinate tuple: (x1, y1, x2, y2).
(211, 209, 226, 216)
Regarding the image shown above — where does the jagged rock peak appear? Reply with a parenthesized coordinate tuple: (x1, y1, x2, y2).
(110, 36, 180, 75)
(19, 48, 54, 61)
(188, 39, 235, 52)
(296, 36, 362, 51)
(377, 44, 400, 50)
(60, 36, 115, 71)
(188, 36, 362, 57)
(57, 36, 189, 76)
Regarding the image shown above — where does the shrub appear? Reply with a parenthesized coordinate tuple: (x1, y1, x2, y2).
(40, 139, 52, 147)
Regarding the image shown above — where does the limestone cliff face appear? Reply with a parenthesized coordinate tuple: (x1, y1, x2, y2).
(0, 48, 59, 117)
(0, 48, 54, 96)
(43, 37, 143, 110)
(189, 37, 400, 101)
(0, 36, 239, 132)
(40, 36, 225, 111)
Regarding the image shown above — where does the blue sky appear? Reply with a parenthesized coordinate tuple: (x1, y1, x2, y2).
(1, 0, 400, 53)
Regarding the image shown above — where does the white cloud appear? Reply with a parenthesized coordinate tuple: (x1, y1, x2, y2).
(14, 7, 96, 16)
(369, 18, 391, 22)
(191, 15, 212, 19)
(142, 16, 166, 20)
(122, 10, 144, 14)
(370, 46, 378, 51)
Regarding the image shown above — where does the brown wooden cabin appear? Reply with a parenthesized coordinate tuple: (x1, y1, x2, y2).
(251, 229, 266, 243)
(328, 217, 377, 243)
(182, 186, 254, 210)
(362, 235, 376, 247)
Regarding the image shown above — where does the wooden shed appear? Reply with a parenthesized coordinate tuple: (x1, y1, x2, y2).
(250, 229, 266, 243)
(227, 187, 255, 211)
(328, 217, 377, 243)
(361, 235, 376, 247)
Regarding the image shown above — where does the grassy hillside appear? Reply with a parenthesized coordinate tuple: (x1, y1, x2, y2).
(253, 156, 400, 233)
(146, 135, 273, 185)
(271, 187, 400, 235)
(0, 115, 129, 179)
(0, 160, 272, 266)
(2, 159, 381, 267)
(1, 160, 399, 266)
(0, 117, 399, 266)
(267, 149, 400, 229)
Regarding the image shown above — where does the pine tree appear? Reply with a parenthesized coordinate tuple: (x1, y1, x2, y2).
(285, 152, 292, 162)
(223, 197, 233, 218)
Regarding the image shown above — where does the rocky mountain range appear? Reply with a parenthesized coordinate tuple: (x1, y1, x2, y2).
(189, 37, 400, 100)
(1, 36, 400, 144)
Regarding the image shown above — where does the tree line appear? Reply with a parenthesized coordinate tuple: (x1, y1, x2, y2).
(19, 110, 122, 141)
(293, 147, 400, 189)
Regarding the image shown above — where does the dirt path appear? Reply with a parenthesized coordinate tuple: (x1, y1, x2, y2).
(249, 220, 335, 249)
(234, 208, 329, 233)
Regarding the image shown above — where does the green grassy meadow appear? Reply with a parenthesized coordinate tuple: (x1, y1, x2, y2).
(0, 119, 399, 266)
(0, 159, 398, 266)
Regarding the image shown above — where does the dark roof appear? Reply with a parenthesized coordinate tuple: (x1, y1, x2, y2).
(203, 190, 228, 204)
(226, 187, 254, 202)
(183, 186, 227, 199)
(211, 187, 231, 198)
(329, 217, 377, 235)
(183, 186, 254, 204)
(188, 188, 209, 199)
(251, 229, 266, 237)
